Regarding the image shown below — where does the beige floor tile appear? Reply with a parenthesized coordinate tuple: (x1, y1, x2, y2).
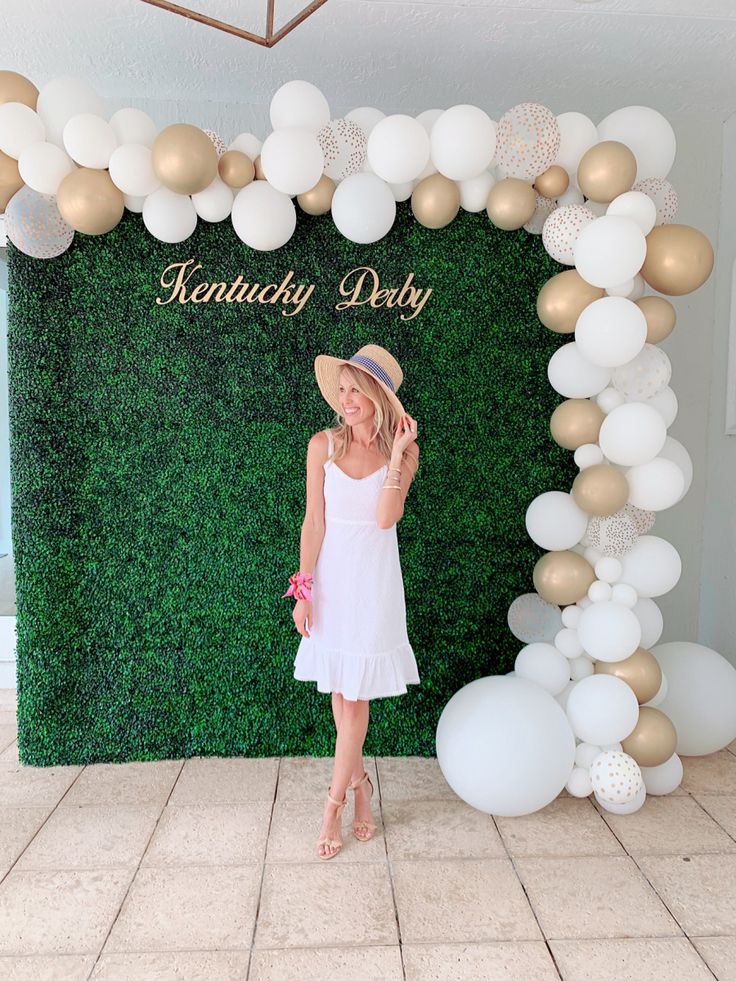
(0, 689, 17, 708)
(727, 738, 736, 756)
(0, 805, 53, 874)
(377, 756, 461, 801)
(495, 797, 625, 858)
(392, 858, 542, 943)
(0, 954, 95, 980)
(250, 944, 403, 980)
(168, 756, 278, 804)
(690, 936, 736, 981)
(514, 855, 680, 939)
(1, 740, 19, 763)
(692, 794, 736, 838)
(277, 756, 378, 801)
(403, 940, 560, 980)
(0, 723, 17, 751)
(0, 869, 133, 955)
(598, 795, 736, 856)
(14, 804, 161, 872)
(0, 709, 17, 726)
(266, 798, 384, 864)
(254, 862, 397, 948)
(383, 799, 506, 861)
(681, 751, 736, 795)
(90, 950, 250, 979)
(549, 937, 715, 981)
(0, 762, 83, 807)
(637, 853, 736, 936)
(104, 865, 261, 952)
(141, 801, 271, 867)
(61, 760, 182, 808)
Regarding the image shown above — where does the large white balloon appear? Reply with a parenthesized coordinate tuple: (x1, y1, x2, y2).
(656, 435, 693, 502)
(430, 104, 497, 181)
(625, 458, 685, 511)
(436, 675, 576, 816)
(191, 175, 234, 222)
(0, 102, 45, 159)
(597, 105, 677, 181)
(331, 172, 396, 243)
(632, 597, 664, 648)
(507, 593, 563, 643)
(18, 141, 74, 194)
(652, 642, 736, 755)
(525, 491, 588, 551)
(143, 187, 197, 243)
(575, 296, 647, 368)
(231, 181, 296, 250)
(110, 108, 157, 147)
(514, 643, 571, 695)
(547, 342, 612, 398)
(619, 535, 682, 597)
(574, 215, 647, 289)
(566, 674, 640, 744)
(260, 127, 324, 195)
(108, 144, 160, 197)
(270, 80, 330, 134)
(577, 600, 642, 662)
(63, 113, 117, 168)
(36, 76, 105, 147)
(598, 403, 667, 466)
(367, 114, 430, 184)
(639, 752, 683, 795)
(643, 387, 678, 428)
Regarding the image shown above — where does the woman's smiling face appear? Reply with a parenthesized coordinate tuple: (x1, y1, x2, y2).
(339, 369, 374, 425)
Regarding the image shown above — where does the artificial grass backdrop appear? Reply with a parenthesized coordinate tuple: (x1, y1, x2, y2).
(7, 202, 574, 766)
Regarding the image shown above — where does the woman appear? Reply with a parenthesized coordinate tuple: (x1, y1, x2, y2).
(283, 343, 420, 859)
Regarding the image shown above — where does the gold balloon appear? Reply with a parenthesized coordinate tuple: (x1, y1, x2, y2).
(0, 149, 23, 213)
(635, 296, 676, 344)
(621, 706, 678, 768)
(537, 270, 606, 333)
(152, 123, 218, 195)
(254, 155, 266, 181)
(486, 178, 536, 230)
(577, 141, 637, 203)
(218, 150, 254, 189)
(550, 399, 605, 451)
(0, 70, 38, 109)
(595, 647, 663, 704)
(533, 551, 596, 606)
(572, 464, 630, 517)
(56, 168, 124, 235)
(297, 175, 336, 215)
(640, 224, 714, 296)
(534, 165, 569, 199)
(412, 174, 461, 229)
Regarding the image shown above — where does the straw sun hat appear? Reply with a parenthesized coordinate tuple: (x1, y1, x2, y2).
(314, 344, 406, 421)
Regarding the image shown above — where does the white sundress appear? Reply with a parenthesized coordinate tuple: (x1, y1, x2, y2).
(293, 427, 421, 701)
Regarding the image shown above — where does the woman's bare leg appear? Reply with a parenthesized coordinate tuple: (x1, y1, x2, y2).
(318, 695, 370, 857)
(331, 691, 366, 784)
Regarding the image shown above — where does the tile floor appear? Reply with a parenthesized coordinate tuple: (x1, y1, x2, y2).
(0, 686, 735, 980)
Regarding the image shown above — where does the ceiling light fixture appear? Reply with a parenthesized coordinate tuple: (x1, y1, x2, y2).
(138, 0, 330, 48)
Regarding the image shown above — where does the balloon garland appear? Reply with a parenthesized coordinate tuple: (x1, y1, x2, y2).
(1, 70, 734, 817)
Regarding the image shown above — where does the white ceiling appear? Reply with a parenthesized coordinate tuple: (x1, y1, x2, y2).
(3, 0, 736, 124)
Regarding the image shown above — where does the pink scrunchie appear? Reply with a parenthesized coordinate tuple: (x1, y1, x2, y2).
(282, 571, 313, 602)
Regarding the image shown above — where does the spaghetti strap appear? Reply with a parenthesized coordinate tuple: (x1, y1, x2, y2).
(323, 427, 334, 461)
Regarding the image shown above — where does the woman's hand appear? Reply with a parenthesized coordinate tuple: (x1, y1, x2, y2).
(292, 598, 313, 637)
(391, 414, 418, 456)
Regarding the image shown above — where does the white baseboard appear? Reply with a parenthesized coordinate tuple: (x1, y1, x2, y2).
(0, 615, 16, 689)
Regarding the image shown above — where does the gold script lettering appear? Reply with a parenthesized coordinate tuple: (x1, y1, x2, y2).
(335, 265, 432, 321)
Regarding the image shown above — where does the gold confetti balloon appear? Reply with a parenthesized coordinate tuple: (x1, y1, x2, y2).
(4, 185, 74, 258)
(589, 750, 643, 804)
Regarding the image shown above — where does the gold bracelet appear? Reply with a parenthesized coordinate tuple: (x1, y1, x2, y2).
(382, 485, 402, 491)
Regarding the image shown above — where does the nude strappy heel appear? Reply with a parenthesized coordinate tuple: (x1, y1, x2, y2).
(347, 770, 377, 841)
(316, 786, 348, 859)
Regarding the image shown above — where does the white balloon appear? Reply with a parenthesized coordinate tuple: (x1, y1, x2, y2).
(191, 174, 233, 222)
(231, 181, 296, 250)
(110, 108, 157, 148)
(590, 749, 643, 803)
(561, 605, 582, 629)
(569, 655, 595, 680)
(228, 132, 263, 159)
(642, 386, 678, 428)
(642, 671, 668, 708)
(548, 342, 612, 398)
(652, 641, 736, 755)
(143, 187, 197, 243)
(108, 144, 160, 197)
(619, 535, 682, 598)
(260, 127, 324, 195)
(554, 112, 598, 176)
(556, 186, 585, 206)
(566, 674, 640, 744)
(657, 435, 693, 501)
(611, 583, 638, 608)
(270, 79, 330, 133)
(588, 580, 612, 603)
(331, 172, 396, 243)
(584, 199, 608, 218)
(389, 180, 414, 202)
(436, 676, 576, 816)
(627, 274, 647, 300)
(0, 102, 45, 159)
(414, 109, 443, 179)
(594, 557, 623, 583)
(18, 141, 74, 194)
(596, 387, 626, 415)
(595, 782, 646, 814)
(430, 104, 497, 181)
(367, 115, 430, 184)
(556, 679, 578, 710)
(574, 443, 604, 469)
(345, 107, 385, 136)
(575, 742, 603, 768)
(626, 457, 685, 511)
(566, 766, 593, 797)
(123, 194, 145, 213)
(515, 643, 571, 695)
(578, 600, 641, 662)
(36, 76, 104, 147)
(598, 403, 667, 466)
(632, 597, 664, 648)
(575, 296, 647, 368)
(612, 344, 672, 400)
(62, 112, 117, 168)
(606, 190, 657, 234)
(597, 105, 676, 181)
(508, 593, 563, 643)
(640, 752, 683, 795)
(459, 170, 496, 212)
(555, 627, 584, 658)
(605, 278, 635, 298)
(574, 215, 647, 289)
(525, 491, 588, 551)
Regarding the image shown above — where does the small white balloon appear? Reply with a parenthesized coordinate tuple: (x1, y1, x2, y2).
(606, 190, 657, 234)
(561, 605, 582, 629)
(260, 127, 324, 195)
(569, 655, 595, 680)
(229, 132, 263, 159)
(639, 752, 682, 795)
(554, 111, 598, 176)
(367, 114, 430, 184)
(574, 215, 647, 289)
(566, 766, 594, 797)
(191, 174, 234, 222)
(619, 536, 682, 598)
(430, 104, 497, 180)
(270, 79, 330, 134)
(110, 108, 157, 147)
(555, 627, 584, 658)
(459, 170, 496, 212)
(575, 742, 603, 768)
(0, 102, 46, 159)
(611, 583, 638, 608)
(578, 600, 641, 661)
(18, 141, 74, 194)
(231, 180, 296, 250)
(525, 491, 589, 551)
(584, 546, 604, 567)
(574, 443, 605, 469)
(345, 107, 385, 136)
(108, 143, 160, 197)
(596, 387, 626, 414)
(556, 186, 585, 206)
(548, 342, 612, 399)
(515, 643, 571, 695)
(595, 557, 623, 583)
(632, 596, 664, 648)
(566, 674, 640, 744)
(331, 172, 396, 244)
(605, 278, 635, 298)
(389, 180, 415, 202)
(63, 113, 117, 168)
(123, 193, 145, 213)
(642, 386, 678, 428)
(143, 187, 197, 243)
(575, 296, 648, 368)
(657, 436, 693, 501)
(590, 749, 643, 804)
(588, 580, 612, 603)
(598, 403, 667, 466)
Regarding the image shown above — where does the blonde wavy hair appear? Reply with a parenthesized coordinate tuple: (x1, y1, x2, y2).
(328, 364, 417, 475)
